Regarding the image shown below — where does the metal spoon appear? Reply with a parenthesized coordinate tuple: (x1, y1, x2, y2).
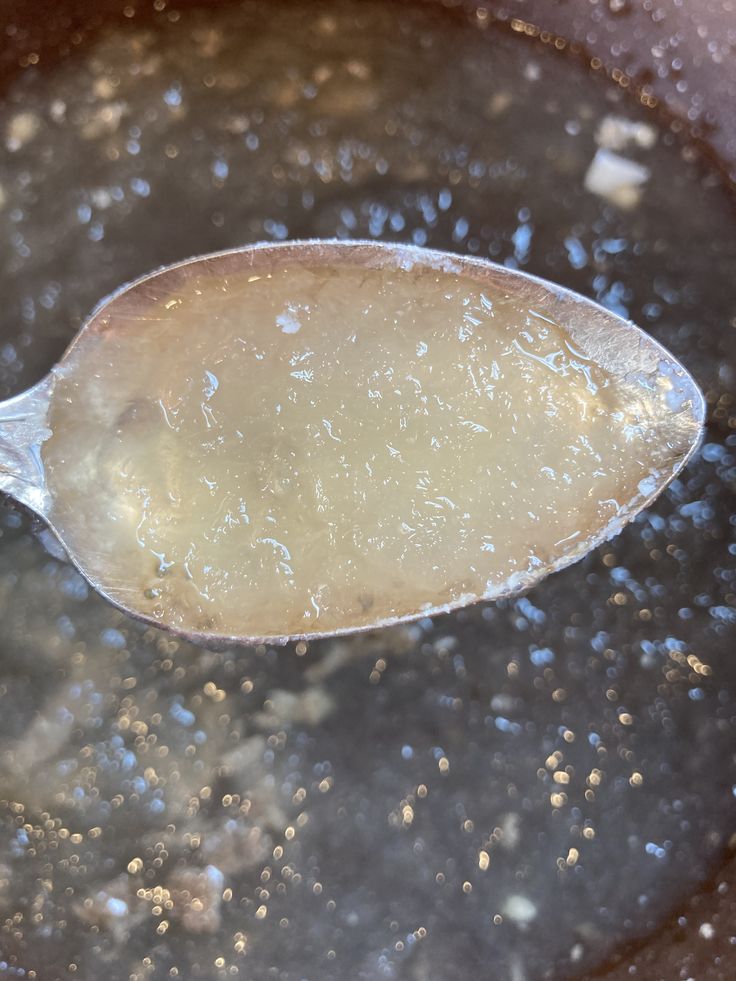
(0, 240, 705, 647)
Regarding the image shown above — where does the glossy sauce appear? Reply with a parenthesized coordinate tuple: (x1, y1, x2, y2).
(44, 257, 670, 638)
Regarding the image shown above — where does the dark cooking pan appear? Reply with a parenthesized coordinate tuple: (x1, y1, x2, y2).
(0, 1, 734, 979)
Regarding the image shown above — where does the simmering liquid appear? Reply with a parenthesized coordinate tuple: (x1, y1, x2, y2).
(0, 1, 734, 980)
(44, 255, 676, 638)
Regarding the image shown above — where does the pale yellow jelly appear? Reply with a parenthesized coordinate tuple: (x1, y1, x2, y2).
(44, 259, 659, 639)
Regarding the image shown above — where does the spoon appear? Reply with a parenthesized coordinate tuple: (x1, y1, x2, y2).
(0, 240, 705, 647)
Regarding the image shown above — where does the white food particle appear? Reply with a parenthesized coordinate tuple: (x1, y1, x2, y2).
(6, 111, 41, 151)
(499, 811, 522, 850)
(91, 188, 114, 209)
(596, 115, 657, 151)
(699, 921, 715, 939)
(584, 148, 650, 209)
(490, 693, 517, 713)
(502, 894, 538, 926)
(255, 687, 335, 728)
(49, 99, 67, 123)
(509, 955, 526, 981)
(167, 864, 225, 934)
(104, 897, 129, 917)
(204, 864, 225, 889)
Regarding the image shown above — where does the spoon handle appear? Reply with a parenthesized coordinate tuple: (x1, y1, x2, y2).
(0, 375, 53, 517)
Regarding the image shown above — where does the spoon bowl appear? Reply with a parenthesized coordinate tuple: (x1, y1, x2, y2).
(0, 240, 706, 646)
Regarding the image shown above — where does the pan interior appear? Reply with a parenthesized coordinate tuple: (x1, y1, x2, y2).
(0, 2, 734, 980)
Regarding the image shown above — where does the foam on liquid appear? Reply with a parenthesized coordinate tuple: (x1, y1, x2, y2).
(43, 259, 665, 638)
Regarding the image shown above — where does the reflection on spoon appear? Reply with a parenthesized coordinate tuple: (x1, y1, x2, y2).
(0, 240, 705, 645)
